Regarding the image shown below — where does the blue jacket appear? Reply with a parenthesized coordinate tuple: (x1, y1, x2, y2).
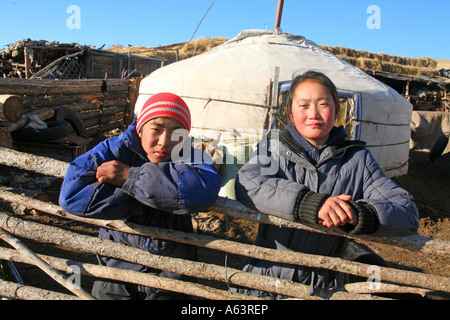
(59, 121, 221, 276)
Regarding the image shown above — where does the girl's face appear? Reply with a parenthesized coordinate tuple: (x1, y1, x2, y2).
(139, 117, 185, 162)
(290, 79, 337, 148)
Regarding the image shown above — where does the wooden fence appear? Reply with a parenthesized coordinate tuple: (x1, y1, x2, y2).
(0, 146, 449, 300)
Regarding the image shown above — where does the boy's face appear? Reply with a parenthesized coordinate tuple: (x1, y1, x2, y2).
(290, 79, 336, 148)
(139, 117, 186, 162)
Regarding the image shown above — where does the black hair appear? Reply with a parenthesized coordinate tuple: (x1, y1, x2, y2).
(286, 70, 340, 122)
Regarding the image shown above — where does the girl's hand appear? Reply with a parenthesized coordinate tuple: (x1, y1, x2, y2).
(318, 194, 357, 228)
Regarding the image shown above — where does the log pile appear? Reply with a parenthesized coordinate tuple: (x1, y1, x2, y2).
(0, 78, 139, 156)
(0, 39, 92, 79)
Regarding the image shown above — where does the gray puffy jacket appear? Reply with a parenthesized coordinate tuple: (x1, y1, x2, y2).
(234, 125, 419, 297)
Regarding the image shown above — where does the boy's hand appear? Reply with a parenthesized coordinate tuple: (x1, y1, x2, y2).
(318, 194, 357, 228)
(96, 160, 130, 187)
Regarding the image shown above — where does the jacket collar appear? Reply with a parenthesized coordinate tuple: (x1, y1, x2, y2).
(121, 121, 149, 161)
(286, 123, 348, 151)
(278, 125, 366, 166)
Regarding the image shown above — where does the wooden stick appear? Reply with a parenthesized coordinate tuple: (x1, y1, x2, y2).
(344, 282, 431, 297)
(0, 228, 95, 300)
(0, 247, 262, 301)
(211, 197, 450, 258)
(0, 279, 79, 300)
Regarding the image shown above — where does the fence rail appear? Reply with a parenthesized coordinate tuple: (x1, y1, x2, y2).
(0, 147, 449, 300)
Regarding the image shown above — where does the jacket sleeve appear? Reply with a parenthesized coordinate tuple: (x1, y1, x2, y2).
(122, 149, 221, 214)
(59, 143, 221, 219)
(356, 150, 419, 236)
(235, 141, 325, 222)
(59, 139, 134, 220)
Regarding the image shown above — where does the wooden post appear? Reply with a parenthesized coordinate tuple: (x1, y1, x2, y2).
(24, 47, 31, 79)
(274, 0, 284, 31)
(125, 78, 140, 126)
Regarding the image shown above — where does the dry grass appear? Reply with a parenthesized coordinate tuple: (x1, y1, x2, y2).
(321, 45, 442, 77)
(435, 58, 450, 70)
(107, 37, 449, 77)
(107, 37, 228, 63)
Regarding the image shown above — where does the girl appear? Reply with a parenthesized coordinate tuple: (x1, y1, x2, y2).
(234, 71, 419, 298)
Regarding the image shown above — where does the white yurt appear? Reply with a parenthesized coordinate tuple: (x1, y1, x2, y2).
(135, 30, 413, 182)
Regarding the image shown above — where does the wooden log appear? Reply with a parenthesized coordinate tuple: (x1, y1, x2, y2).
(83, 112, 125, 128)
(60, 101, 102, 113)
(0, 247, 262, 301)
(0, 228, 95, 300)
(22, 94, 102, 109)
(30, 99, 127, 116)
(1, 189, 449, 294)
(0, 95, 24, 122)
(0, 212, 381, 300)
(0, 79, 130, 96)
(103, 98, 128, 108)
(0, 279, 79, 300)
(78, 106, 126, 121)
(0, 147, 68, 177)
(22, 92, 128, 109)
(344, 282, 431, 297)
(85, 120, 126, 136)
(211, 197, 450, 259)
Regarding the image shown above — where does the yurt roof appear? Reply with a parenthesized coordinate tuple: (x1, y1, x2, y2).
(135, 30, 413, 176)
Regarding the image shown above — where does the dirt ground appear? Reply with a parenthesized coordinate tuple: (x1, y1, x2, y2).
(0, 147, 449, 300)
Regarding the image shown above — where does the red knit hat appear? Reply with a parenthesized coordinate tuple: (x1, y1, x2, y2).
(136, 92, 191, 133)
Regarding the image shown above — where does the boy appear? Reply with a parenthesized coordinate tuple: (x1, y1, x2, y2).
(59, 92, 221, 299)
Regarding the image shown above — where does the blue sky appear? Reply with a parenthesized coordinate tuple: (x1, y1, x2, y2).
(2, 0, 449, 59)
